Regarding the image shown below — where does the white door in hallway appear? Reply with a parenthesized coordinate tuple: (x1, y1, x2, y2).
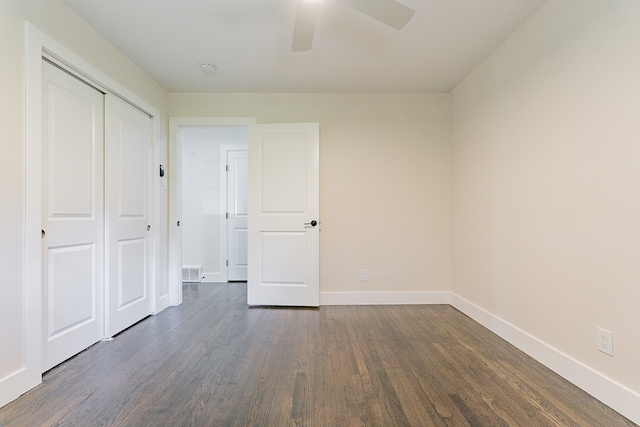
(247, 123, 319, 307)
(105, 95, 153, 337)
(42, 60, 105, 371)
(227, 149, 248, 281)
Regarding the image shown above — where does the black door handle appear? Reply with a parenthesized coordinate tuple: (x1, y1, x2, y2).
(305, 220, 318, 227)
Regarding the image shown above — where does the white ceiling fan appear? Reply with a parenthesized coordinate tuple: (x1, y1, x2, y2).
(292, 0, 415, 52)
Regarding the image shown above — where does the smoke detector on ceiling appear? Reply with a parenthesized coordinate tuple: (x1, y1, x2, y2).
(200, 62, 217, 75)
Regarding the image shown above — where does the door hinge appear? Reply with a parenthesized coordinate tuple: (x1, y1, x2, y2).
(226, 260, 229, 267)
(226, 212, 229, 219)
(226, 165, 229, 172)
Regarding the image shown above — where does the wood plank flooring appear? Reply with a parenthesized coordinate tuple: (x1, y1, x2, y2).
(0, 283, 636, 426)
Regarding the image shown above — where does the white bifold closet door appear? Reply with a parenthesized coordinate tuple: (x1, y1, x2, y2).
(42, 61, 153, 372)
(42, 60, 105, 371)
(104, 95, 153, 338)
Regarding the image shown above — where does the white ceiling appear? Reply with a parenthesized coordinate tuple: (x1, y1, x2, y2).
(61, 0, 547, 93)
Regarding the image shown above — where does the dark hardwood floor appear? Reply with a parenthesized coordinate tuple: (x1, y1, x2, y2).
(0, 283, 635, 426)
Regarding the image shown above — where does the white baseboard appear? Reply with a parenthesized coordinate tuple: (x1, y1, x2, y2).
(450, 293, 640, 425)
(202, 273, 226, 283)
(320, 291, 451, 305)
(0, 368, 39, 409)
(153, 293, 170, 315)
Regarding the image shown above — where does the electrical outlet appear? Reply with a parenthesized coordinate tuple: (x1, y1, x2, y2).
(360, 269, 368, 282)
(597, 327, 613, 356)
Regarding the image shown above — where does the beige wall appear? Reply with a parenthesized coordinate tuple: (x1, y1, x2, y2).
(0, 0, 168, 401)
(170, 93, 451, 294)
(451, 0, 640, 393)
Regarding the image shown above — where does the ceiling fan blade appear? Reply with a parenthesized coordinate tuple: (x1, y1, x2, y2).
(292, 0, 319, 52)
(343, 0, 415, 30)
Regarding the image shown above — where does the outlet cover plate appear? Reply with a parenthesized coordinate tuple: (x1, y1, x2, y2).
(597, 327, 613, 356)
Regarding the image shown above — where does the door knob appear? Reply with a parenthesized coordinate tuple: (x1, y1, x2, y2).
(305, 220, 318, 227)
(41, 229, 46, 239)
(147, 225, 151, 231)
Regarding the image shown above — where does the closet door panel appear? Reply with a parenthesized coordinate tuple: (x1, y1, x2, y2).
(105, 95, 153, 337)
(42, 60, 105, 372)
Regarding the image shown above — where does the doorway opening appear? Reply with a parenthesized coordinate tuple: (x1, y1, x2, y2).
(180, 127, 248, 284)
(168, 117, 257, 305)
(168, 119, 320, 308)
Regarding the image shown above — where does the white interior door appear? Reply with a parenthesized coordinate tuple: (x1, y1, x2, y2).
(227, 149, 248, 281)
(42, 60, 105, 371)
(105, 95, 153, 337)
(247, 123, 319, 307)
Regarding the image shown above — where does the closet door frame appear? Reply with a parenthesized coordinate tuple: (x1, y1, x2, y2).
(20, 23, 163, 402)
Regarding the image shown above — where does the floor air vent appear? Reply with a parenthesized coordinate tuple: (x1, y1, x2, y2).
(182, 267, 202, 283)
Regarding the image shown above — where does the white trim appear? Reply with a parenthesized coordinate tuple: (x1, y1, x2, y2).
(19, 21, 45, 405)
(168, 117, 257, 306)
(215, 144, 232, 284)
(450, 293, 640, 425)
(320, 291, 451, 305)
(0, 369, 28, 408)
(170, 117, 257, 127)
(202, 273, 226, 283)
(41, 52, 153, 119)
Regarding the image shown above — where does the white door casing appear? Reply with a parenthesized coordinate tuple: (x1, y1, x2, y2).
(247, 123, 320, 307)
(41, 60, 105, 371)
(104, 95, 153, 337)
(227, 149, 248, 281)
(14, 24, 162, 407)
